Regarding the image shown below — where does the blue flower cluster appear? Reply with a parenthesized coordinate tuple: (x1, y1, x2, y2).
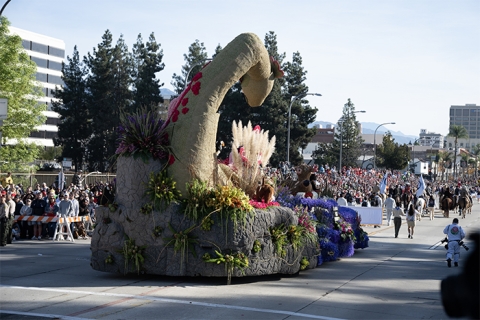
(275, 189, 370, 266)
(314, 199, 369, 265)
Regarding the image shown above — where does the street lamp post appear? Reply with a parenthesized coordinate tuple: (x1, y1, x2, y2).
(338, 110, 365, 171)
(373, 122, 395, 170)
(286, 92, 322, 163)
(0, 0, 12, 16)
(184, 59, 212, 90)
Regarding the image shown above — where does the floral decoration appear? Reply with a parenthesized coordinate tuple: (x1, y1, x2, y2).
(115, 107, 170, 162)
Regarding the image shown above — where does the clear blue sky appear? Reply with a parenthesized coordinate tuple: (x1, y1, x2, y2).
(5, 0, 480, 137)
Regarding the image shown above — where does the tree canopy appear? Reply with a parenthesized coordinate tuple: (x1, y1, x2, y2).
(0, 17, 44, 171)
(375, 132, 409, 170)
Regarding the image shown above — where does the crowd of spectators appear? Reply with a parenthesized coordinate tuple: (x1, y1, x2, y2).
(0, 173, 115, 245)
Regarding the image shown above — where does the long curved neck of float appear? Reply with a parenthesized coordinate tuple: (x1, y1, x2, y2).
(165, 33, 273, 194)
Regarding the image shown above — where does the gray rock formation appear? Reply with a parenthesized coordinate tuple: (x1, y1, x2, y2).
(90, 157, 318, 278)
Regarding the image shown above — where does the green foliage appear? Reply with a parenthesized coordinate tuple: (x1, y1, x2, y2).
(375, 132, 410, 170)
(171, 39, 209, 94)
(0, 142, 41, 172)
(51, 46, 90, 171)
(300, 257, 309, 270)
(317, 99, 363, 169)
(0, 17, 45, 143)
(252, 239, 262, 253)
(119, 236, 146, 275)
(163, 224, 197, 272)
(105, 254, 114, 264)
(132, 32, 164, 110)
(84, 31, 133, 172)
(140, 203, 153, 215)
(185, 180, 254, 232)
(145, 170, 181, 210)
(283, 52, 318, 165)
(200, 217, 214, 231)
(205, 185, 254, 231)
(184, 179, 212, 221)
(448, 125, 469, 178)
(270, 224, 288, 257)
(312, 142, 337, 168)
(202, 250, 249, 285)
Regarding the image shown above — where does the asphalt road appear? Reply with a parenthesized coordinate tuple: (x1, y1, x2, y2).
(1, 204, 479, 320)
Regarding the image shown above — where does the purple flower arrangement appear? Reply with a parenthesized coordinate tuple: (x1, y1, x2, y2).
(115, 108, 170, 162)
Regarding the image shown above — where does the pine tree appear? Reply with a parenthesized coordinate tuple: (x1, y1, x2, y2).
(171, 39, 209, 94)
(375, 132, 409, 170)
(132, 32, 164, 110)
(84, 31, 133, 172)
(283, 51, 318, 165)
(330, 99, 364, 170)
(51, 46, 91, 171)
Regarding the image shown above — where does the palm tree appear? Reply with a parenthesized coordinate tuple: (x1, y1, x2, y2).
(447, 125, 469, 180)
(440, 151, 453, 181)
(459, 153, 470, 178)
(471, 143, 480, 181)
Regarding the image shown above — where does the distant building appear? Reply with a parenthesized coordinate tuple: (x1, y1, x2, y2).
(301, 124, 335, 163)
(8, 26, 65, 147)
(446, 104, 480, 152)
(419, 129, 443, 148)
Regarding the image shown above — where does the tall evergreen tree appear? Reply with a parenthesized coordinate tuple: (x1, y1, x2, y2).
(51, 46, 91, 171)
(327, 99, 364, 170)
(132, 32, 164, 110)
(85, 31, 133, 172)
(171, 40, 209, 94)
(283, 51, 318, 165)
(375, 132, 409, 170)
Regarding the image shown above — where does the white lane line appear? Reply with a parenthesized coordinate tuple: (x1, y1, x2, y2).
(0, 309, 89, 320)
(1, 285, 344, 320)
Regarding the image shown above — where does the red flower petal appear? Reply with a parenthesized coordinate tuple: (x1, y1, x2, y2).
(172, 110, 179, 123)
(181, 107, 189, 114)
(181, 98, 188, 106)
(168, 154, 175, 165)
(192, 82, 201, 95)
(192, 72, 203, 82)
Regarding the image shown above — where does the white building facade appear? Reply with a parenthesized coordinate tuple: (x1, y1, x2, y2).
(8, 26, 64, 147)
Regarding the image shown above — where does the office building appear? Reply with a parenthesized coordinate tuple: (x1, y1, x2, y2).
(446, 104, 480, 152)
(8, 26, 64, 147)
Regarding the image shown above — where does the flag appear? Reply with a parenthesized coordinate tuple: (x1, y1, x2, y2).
(416, 174, 425, 197)
(380, 172, 389, 195)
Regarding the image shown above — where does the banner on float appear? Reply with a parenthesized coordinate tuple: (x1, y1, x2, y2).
(340, 206, 383, 225)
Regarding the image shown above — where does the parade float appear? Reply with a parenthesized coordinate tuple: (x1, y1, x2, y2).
(90, 33, 368, 282)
